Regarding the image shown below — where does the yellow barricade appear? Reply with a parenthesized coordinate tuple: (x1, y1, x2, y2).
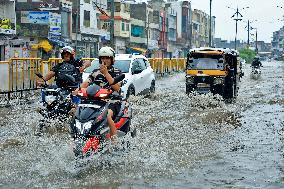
(9, 58, 42, 91)
(0, 61, 10, 92)
(0, 57, 187, 94)
(163, 58, 172, 73)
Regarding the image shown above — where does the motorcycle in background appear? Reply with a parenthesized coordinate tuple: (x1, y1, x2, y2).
(251, 66, 261, 79)
(35, 73, 80, 136)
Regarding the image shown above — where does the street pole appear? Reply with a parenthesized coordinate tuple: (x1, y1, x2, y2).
(110, 0, 115, 49)
(14, 0, 16, 35)
(234, 17, 242, 50)
(146, 10, 149, 51)
(235, 18, 237, 50)
(255, 29, 258, 54)
(247, 20, 250, 47)
(75, 0, 80, 52)
(209, 0, 212, 47)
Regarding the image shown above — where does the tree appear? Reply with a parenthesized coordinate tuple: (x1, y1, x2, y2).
(239, 48, 256, 64)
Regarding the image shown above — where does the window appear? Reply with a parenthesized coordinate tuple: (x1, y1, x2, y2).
(122, 22, 125, 31)
(84, 10, 90, 27)
(131, 25, 145, 37)
(126, 23, 129, 31)
(102, 21, 110, 31)
(114, 2, 121, 12)
(131, 60, 140, 73)
(137, 59, 146, 70)
(85, 60, 131, 73)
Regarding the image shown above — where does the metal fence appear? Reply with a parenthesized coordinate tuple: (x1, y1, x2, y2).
(0, 57, 186, 99)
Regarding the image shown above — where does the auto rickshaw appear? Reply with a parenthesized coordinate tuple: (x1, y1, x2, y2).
(185, 47, 241, 100)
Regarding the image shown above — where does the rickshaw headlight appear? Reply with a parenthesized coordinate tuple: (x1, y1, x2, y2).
(214, 77, 224, 84)
(186, 76, 195, 84)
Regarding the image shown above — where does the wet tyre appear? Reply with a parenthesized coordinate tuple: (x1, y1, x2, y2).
(73, 139, 84, 159)
(131, 128, 137, 138)
(126, 87, 135, 98)
(150, 81, 155, 93)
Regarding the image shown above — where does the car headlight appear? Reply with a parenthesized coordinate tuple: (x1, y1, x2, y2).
(121, 79, 128, 86)
(186, 76, 195, 84)
(214, 77, 224, 84)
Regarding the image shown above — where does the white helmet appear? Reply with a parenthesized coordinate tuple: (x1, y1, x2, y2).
(98, 46, 115, 58)
(61, 46, 75, 59)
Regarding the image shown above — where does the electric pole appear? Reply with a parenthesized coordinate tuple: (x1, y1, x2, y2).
(228, 6, 249, 50)
(75, 0, 80, 52)
(255, 28, 258, 54)
(110, 0, 115, 49)
(146, 9, 149, 51)
(247, 20, 250, 47)
(209, 0, 212, 47)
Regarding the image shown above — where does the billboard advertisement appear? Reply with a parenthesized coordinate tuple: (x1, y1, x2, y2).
(21, 11, 49, 24)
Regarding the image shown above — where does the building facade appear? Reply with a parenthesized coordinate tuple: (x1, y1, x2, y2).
(0, 0, 16, 60)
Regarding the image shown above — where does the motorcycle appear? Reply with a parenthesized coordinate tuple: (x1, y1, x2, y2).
(251, 66, 261, 79)
(35, 73, 80, 135)
(69, 74, 136, 158)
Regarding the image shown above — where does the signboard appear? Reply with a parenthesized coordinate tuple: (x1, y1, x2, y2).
(28, 11, 49, 24)
(49, 12, 61, 35)
(21, 11, 49, 25)
(0, 28, 16, 35)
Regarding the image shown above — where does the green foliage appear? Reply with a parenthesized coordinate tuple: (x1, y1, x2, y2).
(239, 48, 256, 64)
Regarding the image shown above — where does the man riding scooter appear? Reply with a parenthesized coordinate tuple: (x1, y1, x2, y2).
(74, 46, 122, 143)
(35, 46, 91, 135)
(37, 46, 91, 87)
(251, 56, 262, 68)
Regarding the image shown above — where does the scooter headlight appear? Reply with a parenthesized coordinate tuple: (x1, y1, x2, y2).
(45, 95, 57, 105)
(214, 77, 224, 84)
(81, 121, 93, 135)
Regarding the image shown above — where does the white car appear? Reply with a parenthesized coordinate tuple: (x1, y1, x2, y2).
(82, 54, 155, 98)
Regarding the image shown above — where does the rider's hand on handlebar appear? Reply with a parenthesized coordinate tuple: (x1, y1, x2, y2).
(72, 89, 79, 96)
(36, 80, 44, 87)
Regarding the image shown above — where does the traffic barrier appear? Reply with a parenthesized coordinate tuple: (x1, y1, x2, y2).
(148, 58, 186, 74)
(1, 57, 186, 99)
(0, 61, 10, 92)
(9, 58, 42, 92)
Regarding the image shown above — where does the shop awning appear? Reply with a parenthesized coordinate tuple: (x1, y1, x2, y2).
(31, 40, 53, 52)
(131, 47, 147, 53)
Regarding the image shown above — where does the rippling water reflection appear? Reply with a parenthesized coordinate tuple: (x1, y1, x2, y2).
(0, 61, 283, 188)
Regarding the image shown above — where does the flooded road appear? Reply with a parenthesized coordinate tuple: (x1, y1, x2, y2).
(0, 60, 283, 188)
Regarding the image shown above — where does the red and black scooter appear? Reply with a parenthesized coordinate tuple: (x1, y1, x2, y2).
(69, 74, 136, 158)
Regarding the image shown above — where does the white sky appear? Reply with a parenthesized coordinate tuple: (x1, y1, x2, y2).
(191, 0, 284, 43)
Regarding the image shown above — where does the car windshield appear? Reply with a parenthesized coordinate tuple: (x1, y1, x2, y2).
(84, 59, 131, 73)
(189, 58, 221, 70)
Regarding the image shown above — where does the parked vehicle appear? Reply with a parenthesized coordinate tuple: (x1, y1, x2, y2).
(82, 54, 155, 99)
(69, 74, 135, 158)
(185, 48, 242, 100)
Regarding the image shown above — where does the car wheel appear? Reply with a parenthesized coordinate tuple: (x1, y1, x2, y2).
(150, 81, 155, 93)
(126, 87, 135, 98)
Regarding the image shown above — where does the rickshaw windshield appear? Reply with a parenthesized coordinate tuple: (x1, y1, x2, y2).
(189, 58, 224, 70)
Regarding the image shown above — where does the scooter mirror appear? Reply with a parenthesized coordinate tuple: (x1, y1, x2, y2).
(35, 72, 43, 79)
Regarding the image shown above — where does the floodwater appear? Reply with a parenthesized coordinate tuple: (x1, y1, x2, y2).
(0, 60, 283, 189)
